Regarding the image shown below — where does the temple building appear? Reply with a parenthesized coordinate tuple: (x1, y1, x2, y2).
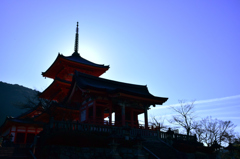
(0, 22, 168, 144)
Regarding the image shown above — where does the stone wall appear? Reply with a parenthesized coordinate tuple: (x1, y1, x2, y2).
(37, 145, 150, 159)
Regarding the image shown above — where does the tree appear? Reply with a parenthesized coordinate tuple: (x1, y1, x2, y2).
(149, 115, 168, 131)
(192, 116, 236, 147)
(218, 120, 236, 146)
(169, 100, 196, 136)
(14, 90, 52, 110)
(192, 122, 205, 143)
(200, 116, 219, 147)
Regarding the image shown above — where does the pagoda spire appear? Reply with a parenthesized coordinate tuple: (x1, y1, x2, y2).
(72, 22, 80, 56)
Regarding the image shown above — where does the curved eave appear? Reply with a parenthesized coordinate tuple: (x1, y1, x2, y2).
(115, 93, 168, 105)
(18, 105, 44, 119)
(42, 54, 61, 79)
(60, 56, 109, 76)
(39, 78, 71, 101)
(74, 71, 153, 96)
(33, 112, 50, 122)
(42, 54, 109, 79)
(62, 54, 109, 69)
(82, 87, 168, 105)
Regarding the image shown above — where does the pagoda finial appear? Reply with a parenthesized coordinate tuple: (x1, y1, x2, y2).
(73, 22, 80, 56)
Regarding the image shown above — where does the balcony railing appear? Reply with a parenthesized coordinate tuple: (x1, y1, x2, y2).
(45, 119, 196, 142)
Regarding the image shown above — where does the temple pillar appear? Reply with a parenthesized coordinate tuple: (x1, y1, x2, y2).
(93, 101, 96, 123)
(79, 109, 81, 122)
(24, 127, 28, 143)
(101, 108, 104, 124)
(144, 107, 148, 129)
(121, 105, 125, 126)
(109, 104, 112, 126)
(86, 107, 89, 122)
(136, 114, 139, 128)
(131, 109, 134, 128)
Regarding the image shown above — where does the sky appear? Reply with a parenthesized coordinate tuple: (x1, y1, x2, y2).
(1, 1, 240, 133)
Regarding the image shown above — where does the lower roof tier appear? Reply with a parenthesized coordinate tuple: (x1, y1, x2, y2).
(39, 78, 71, 102)
(65, 71, 168, 106)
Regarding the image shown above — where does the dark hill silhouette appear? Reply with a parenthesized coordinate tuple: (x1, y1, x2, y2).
(0, 81, 38, 125)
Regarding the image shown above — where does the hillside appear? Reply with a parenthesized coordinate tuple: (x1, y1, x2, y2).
(0, 81, 39, 125)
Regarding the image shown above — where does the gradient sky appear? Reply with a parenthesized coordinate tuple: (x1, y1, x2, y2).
(1, 1, 240, 132)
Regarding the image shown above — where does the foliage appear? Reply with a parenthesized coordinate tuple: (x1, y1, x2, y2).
(14, 90, 52, 111)
(0, 81, 39, 125)
(14, 90, 40, 109)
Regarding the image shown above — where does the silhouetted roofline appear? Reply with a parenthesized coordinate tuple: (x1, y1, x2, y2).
(60, 54, 109, 68)
(73, 71, 168, 104)
(16, 103, 43, 119)
(42, 53, 109, 78)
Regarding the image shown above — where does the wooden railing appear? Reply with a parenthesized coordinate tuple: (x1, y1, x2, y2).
(130, 128, 158, 137)
(48, 120, 123, 134)
(45, 119, 196, 142)
(86, 119, 139, 128)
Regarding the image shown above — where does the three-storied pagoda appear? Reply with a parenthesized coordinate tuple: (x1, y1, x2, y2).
(0, 22, 168, 144)
(40, 22, 167, 128)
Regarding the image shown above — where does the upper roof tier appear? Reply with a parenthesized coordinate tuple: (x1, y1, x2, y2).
(72, 71, 168, 105)
(65, 53, 109, 68)
(42, 22, 109, 81)
(42, 53, 109, 81)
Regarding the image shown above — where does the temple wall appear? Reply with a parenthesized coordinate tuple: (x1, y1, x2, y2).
(4, 126, 43, 144)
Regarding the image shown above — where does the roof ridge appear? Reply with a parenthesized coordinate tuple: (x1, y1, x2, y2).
(61, 54, 109, 68)
(75, 71, 147, 88)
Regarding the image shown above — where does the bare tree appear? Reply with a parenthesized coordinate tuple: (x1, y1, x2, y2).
(193, 116, 237, 147)
(149, 115, 168, 131)
(169, 100, 196, 136)
(218, 120, 236, 146)
(192, 122, 205, 143)
(200, 116, 219, 147)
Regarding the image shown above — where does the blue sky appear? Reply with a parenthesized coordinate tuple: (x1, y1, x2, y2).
(1, 1, 240, 132)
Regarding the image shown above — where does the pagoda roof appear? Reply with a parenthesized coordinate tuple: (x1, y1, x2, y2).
(42, 53, 109, 79)
(39, 78, 71, 102)
(63, 53, 109, 68)
(73, 71, 168, 105)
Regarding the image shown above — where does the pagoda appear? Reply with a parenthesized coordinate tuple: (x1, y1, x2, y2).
(40, 22, 109, 102)
(40, 22, 167, 128)
(0, 22, 168, 144)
